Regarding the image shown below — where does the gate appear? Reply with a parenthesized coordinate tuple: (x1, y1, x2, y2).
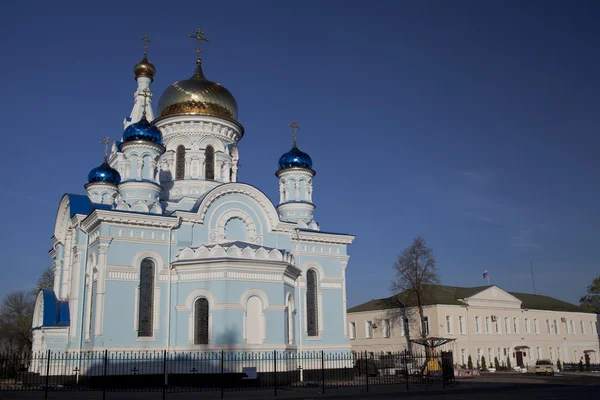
(441, 351, 454, 386)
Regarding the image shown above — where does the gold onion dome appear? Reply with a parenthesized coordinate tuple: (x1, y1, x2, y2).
(157, 60, 238, 120)
(134, 56, 156, 81)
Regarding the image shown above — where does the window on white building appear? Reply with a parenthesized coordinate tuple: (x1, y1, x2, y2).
(553, 319, 559, 335)
(504, 317, 510, 334)
(461, 349, 466, 365)
(382, 319, 391, 338)
(494, 318, 499, 334)
(475, 316, 481, 334)
(459, 316, 465, 334)
(477, 348, 482, 364)
(569, 320, 575, 335)
(591, 321, 595, 335)
(497, 348, 502, 361)
(580, 320, 585, 335)
(536, 347, 542, 360)
(574, 350, 578, 362)
(557, 347, 562, 361)
(365, 321, 374, 339)
(349, 322, 356, 339)
(546, 319, 551, 334)
(534, 318, 539, 334)
(513, 317, 519, 333)
(485, 317, 491, 334)
(422, 316, 429, 335)
(549, 347, 554, 360)
(446, 315, 453, 335)
(524, 318, 530, 333)
(488, 348, 493, 363)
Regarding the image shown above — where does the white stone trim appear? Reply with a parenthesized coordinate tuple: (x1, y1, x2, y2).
(240, 288, 270, 309)
(133, 250, 165, 273)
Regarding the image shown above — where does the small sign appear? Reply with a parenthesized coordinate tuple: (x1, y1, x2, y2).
(242, 367, 257, 379)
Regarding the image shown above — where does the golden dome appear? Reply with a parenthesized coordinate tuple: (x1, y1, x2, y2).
(134, 56, 156, 81)
(156, 61, 238, 120)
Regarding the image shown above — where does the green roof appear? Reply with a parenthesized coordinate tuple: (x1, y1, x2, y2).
(347, 284, 595, 314)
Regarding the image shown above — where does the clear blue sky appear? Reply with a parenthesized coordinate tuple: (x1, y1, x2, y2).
(0, 0, 598, 307)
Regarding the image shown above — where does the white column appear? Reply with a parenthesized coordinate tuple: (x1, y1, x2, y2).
(94, 245, 108, 336)
(136, 159, 143, 180)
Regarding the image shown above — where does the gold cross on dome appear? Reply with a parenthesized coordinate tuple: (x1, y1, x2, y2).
(141, 34, 151, 57)
(100, 137, 111, 161)
(288, 120, 300, 147)
(189, 28, 210, 61)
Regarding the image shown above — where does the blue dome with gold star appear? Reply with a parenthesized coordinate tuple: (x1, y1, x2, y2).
(122, 116, 162, 144)
(278, 146, 313, 170)
(88, 162, 121, 185)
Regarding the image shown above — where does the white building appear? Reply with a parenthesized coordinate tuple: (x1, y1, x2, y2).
(347, 285, 599, 368)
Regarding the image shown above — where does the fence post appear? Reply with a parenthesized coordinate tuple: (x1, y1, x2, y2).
(405, 350, 409, 391)
(321, 350, 325, 394)
(220, 350, 224, 400)
(162, 350, 167, 400)
(274, 350, 277, 396)
(103, 349, 108, 400)
(44, 349, 51, 399)
(364, 350, 369, 392)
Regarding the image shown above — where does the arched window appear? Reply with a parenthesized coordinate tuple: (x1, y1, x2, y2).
(176, 145, 186, 179)
(205, 146, 215, 180)
(138, 258, 155, 337)
(306, 269, 319, 336)
(194, 298, 209, 345)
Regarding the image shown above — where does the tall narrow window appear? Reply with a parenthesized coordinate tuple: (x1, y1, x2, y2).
(422, 316, 429, 335)
(349, 322, 356, 339)
(205, 146, 215, 180)
(459, 316, 465, 334)
(194, 298, 209, 345)
(88, 278, 97, 336)
(176, 145, 186, 179)
(306, 269, 319, 336)
(138, 258, 155, 337)
(475, 316, 481, 333)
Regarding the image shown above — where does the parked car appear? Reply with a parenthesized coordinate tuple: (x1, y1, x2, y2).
(535, 359, 555, 375)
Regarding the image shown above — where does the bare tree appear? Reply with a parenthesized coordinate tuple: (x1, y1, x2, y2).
(0, 291, 35, 354)
(389, 236, 440, 340)
(30, 266, 54, 296)
(579, 276, 600, 312)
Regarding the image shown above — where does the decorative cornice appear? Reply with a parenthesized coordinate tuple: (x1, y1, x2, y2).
(292, 231, 355, 245)
(153, 115, 244, 142)
(81, 209, 177, 232)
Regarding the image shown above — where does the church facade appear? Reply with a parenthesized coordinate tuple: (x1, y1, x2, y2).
(32, 35, 354, 355)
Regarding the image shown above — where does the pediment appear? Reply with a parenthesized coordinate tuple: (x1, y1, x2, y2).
(466, 286, 522, 305)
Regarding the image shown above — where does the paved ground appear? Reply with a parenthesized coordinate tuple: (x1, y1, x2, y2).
(0, 372, 598, 400)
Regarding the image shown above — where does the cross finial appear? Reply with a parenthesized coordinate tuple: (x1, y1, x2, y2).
(288, 120, 300, 148)
(100, 137, 111, 161)
(140, 89, 151, 118)
(141, 34, 151, 58)
(189, 28, 210, 63)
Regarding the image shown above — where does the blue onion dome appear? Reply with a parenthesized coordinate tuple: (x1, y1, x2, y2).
(122, 115, 163, 145)
(88, 162, 121, 185)
(278, 146, 313, 170)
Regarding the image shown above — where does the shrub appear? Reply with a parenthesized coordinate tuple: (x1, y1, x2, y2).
(494, 357, 501, 370)
(467, 355, 473, 370)
(506, 356, 512, 370)
(481, 356, 487, 371)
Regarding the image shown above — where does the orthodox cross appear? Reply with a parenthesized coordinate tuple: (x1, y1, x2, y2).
(288, 120, 300, 147)
(189, 28, 209, 61)
(141, 34, 151, 57)
(100, 136, 111, 161)
(140, 89, 151, 117)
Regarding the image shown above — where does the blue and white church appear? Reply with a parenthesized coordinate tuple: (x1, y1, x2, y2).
(32, 34, 354, 355)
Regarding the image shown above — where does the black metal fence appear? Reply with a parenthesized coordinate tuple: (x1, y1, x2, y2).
(0, 350, 454, 396)
(562, 362, 600, 372)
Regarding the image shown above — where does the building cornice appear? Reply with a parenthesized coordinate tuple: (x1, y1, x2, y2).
(81, 209, 177, 232)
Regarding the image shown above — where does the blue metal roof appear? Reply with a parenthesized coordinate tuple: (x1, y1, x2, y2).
(66, 194, 93, 217)
(34, 289, 70, 328)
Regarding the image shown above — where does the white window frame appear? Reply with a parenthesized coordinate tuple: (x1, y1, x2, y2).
(569, 320, 575, 335)
(534, 318, 539, 334)
(382, 319, 391, 338)
(488, 348, 493, 363)
(475, 316, 481, 334)
(536, 347, 542, 360)
(513, 317, 519, 334)
(349, 321, 356, 339)
(557, 347, 562, 361)
(422, 316, 429, 336)
(445, 315, 453, 335)
(459, 316, 465, 334)
(553, 319, 559, 335)
(365, 320, 374, 339)
(580, 320, 585, 335)
(485, 317, 491, 334)
(549, 346, 554, 360)
(504, 317, 510, 334)
(524, 318, 530, 333)
(494, 319, 499, 334)
(461, 349, 466, 365)
(546, 319, 551, 334)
